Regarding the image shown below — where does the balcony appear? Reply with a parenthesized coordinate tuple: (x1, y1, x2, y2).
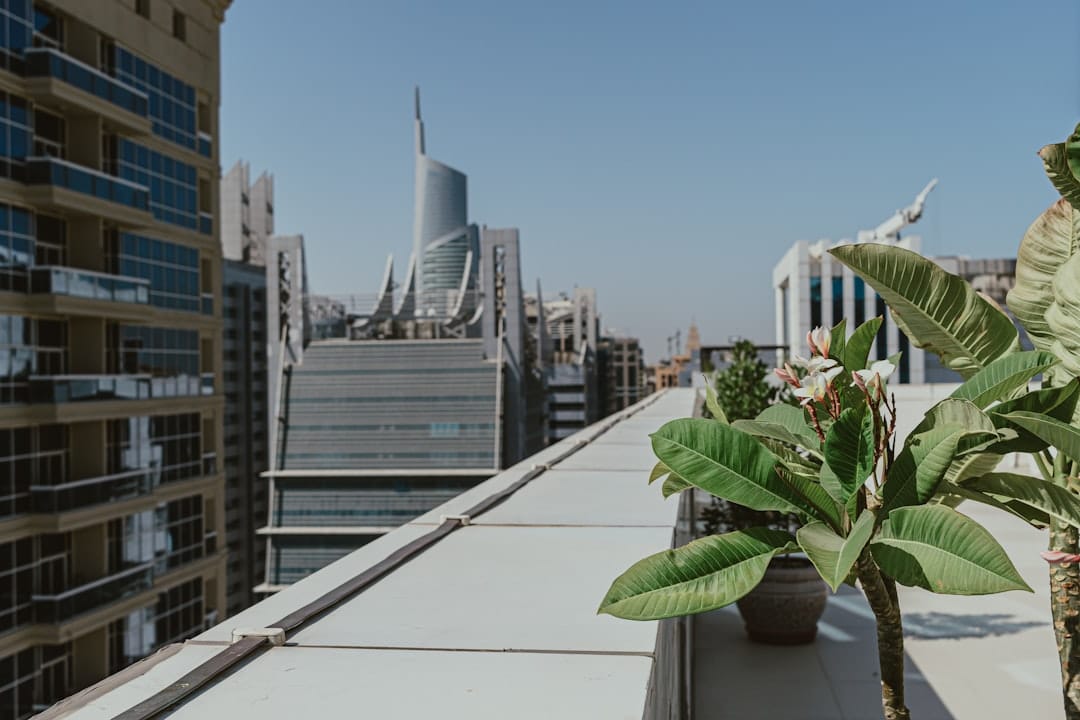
(23, 48, 150, 136)
(28, 373, 212, 404)
(199, 211, 213, 236)
(29, 468, 156, 514)
(32, 561, 153, 624)
(24, 156, 152, 227)
(30, 266, 150, 305)
(201, 292, 214, 315)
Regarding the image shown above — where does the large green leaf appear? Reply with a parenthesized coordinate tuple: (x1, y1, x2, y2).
(989, 380, 1080, 451)
(883, 425, 966, 510)
(831, 244, 1018, 378)
(998, 411, 1080, 463)
(598, 528, 797, 620)
(1007, 198, 1080, 356)
(1040, 140, 1080, 211)
(871, 505, 1032, 595)
(731, 420, 824, 460)
(1046, 253, 1080, 377)
(829, 319, 847, 364)
(842, 317, 883, 372)
(797, 511, 876, 592)
(651, 419, 830, 520)
(823, 407, 875, 505)
(949, 350, 1057, 409)
(937, 481, 1051, 529)
(944, 448, 1003, 485)
(759, 438, 821, 475)
(965, 472, 1080, 529)
(1066, 123, 1080, 192)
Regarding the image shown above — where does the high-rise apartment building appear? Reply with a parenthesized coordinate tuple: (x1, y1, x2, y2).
(598, 335, 646, 415)
(0, 1, 230, 717)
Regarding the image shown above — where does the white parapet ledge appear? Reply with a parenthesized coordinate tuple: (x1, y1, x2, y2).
(41, 388, 697, 720)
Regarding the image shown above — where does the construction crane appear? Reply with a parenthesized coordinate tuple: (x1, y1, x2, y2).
(856, 178, 938, 243)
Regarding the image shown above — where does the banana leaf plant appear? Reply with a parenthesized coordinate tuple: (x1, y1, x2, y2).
(820, 121, 1080, 718)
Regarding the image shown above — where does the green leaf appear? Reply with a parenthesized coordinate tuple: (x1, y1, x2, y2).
(598, 528, 797, 620)
(842, 317, 884, 372)
(830, 244, 1018, 378)
(651, 419, 829, 520)
(823, 407, 875, 505)
(829, 319, 847, 364)
(989, 380, 1080, 451)
(949, 350, 1057, 409)
(883, 425, 966, 510)
(936, 481, 1049, 529)
(966, 472, 1080, 529)
(757, 404, 823, 449)
(797, 511, 876, 592)
(944, 448, 1003, 485)
(648, 460, 670, 485)
(704, 378, 729, 424)
(1040, 140, 1080, 211)
(1066, 123, 1080, 192)
(1046, 252, 1080, 377)
(998, 411, 1080, 463)
(871, 505, 1032, 595)
(661, 473, 692, 498)
(731, 419, 824, 459)
(759, 437, 821, 474)
(1007, 198, 1080, 357)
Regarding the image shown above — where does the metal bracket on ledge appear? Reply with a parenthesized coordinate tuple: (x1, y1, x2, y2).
(231, 628, 286, 646)
(440, 514, 471, 526)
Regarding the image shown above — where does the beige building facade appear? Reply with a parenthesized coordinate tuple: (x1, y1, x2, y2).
(0, 1, 230, 716)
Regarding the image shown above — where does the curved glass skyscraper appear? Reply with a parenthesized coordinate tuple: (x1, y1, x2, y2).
(412, 87, 478, 319)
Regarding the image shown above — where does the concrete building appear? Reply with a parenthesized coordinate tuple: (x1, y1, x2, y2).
(597, 335, 647, 416)
(259, 339, 503, 590)
(220, 260, 267, 617)
(0, 1, 230, 716)
(526, 288, 602, 443)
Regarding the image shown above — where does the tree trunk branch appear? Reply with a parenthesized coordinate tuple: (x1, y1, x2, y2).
(858, 553, 910, 720)
(1050, 518, 1080, 719)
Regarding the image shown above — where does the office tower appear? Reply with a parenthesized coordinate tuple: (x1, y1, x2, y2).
(598, 335, 646, 415)
(220, 260, 267, 617)
(0, 1, 230, 716)
(412, 87, 478, 321)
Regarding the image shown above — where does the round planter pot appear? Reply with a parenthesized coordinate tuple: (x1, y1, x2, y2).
(735, 556, 828, 645)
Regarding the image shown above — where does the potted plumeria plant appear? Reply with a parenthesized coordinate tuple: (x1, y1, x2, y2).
(602, 300, 1080, 718)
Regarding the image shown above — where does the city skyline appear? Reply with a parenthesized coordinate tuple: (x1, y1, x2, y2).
(220, 0, 1079, 362)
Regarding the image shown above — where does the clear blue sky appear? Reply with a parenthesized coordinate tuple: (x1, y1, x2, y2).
(221, 0, 1079, 363)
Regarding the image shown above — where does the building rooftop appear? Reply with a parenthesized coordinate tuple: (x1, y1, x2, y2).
(41, 390, 694, 719)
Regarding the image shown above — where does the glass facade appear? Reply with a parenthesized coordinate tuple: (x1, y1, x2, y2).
(831, 276, 843, 327)
(153, 578, 204, 646)
(0, 424, 65, 518)
(107, 412, 203, 486)
(854, 277, 866, 327)
(0, 203, 33, 291)
(0, 315, 66, 404)
(0, 91, 30, 181)
(107, 231, 201, 312)
(107, 324, 199, 379)
(109, 139, 198, 231)
(0, 643, 72, 720)
(876, 296, 888, 361)
(809, 276, 822, 330)
(269, 536, 375, 586)
(110, 46, 196, 151)
(0, 0, 34, 74)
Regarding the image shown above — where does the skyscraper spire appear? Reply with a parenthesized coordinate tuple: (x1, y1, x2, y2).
(414, 85, 425, 155)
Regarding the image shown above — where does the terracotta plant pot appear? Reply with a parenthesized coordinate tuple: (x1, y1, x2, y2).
(735, 556, 829, 645)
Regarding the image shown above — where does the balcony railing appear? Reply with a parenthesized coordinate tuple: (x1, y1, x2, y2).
(24, 47, 149, 117)
(198, 132, 212, 159)
(199, 211, 212, 236)
(204, 531, 217, 555)
(29, 468, 156, 514)
(30, 266, 150, 305)
(29, 373, 211, 403)
(32, 562, 153, 624)
(201, 292, 214, 316)
(25, 156, 150, 213)
(202, 452, 218, 476)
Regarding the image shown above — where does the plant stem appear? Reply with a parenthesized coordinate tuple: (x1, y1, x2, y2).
(1050, 518, 1080, 719)
(857, 553, 910, 720)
